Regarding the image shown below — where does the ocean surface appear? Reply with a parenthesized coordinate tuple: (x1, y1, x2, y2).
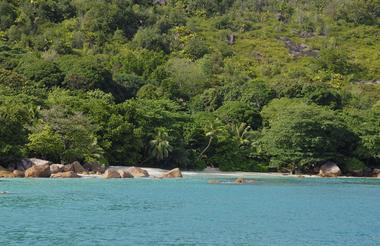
(1, 176, 380, 246)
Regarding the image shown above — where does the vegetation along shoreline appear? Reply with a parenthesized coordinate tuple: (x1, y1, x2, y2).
(0, 1, 379, 176)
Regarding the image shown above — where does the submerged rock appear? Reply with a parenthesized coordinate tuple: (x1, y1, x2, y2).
(25, 164, 51, 178)
(208, 180, 221, 184)
(50, 164, 64, 174)
(234, 178, 256, 184)
(126, 167, 149, 177)
(319, 162, 341, 177)
(160, 168, 182, 178)
(51, 171, 80, 178)
(234, 178, 245, 184)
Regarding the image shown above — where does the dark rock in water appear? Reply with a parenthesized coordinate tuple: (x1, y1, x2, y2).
(25, 164, 51, 178)
(234, 178, 245, 184)
(234, 178, 256, 184)
(319, 162, 341, 177)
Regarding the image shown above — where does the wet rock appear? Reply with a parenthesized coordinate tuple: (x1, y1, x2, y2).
(319, 162, 341, 177)
(126, 167, 149, 177)
(160, 168, 183, 178)
(103, 169, 121, 179)
(234, 178, 246, 184)
(13, 170, 25, 178)
(118, 170, 133, 178)
(234, 178, 256, 184)
(0, 170, 15, 178)
(25, 164, 51, 178)
(51, 171, 80, 178)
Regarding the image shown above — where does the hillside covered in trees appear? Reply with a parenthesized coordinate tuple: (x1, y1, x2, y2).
(0, 0, 379, 174)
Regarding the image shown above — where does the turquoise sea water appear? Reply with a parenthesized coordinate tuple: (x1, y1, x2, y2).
(1, 177, 380, 246)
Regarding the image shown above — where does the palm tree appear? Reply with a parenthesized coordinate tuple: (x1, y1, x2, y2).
(198, 123, 221, 160)
(149, 128, 173, 161)
(231, 123, 252, 146)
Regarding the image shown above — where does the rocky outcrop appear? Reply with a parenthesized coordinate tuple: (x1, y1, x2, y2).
(83, 163, 105, 173)
(118, 170, 133, 178)
(126, 167, 149, 177)
(51, 171, 80, 178)
(103, 169, 121, 179)
(0, 169, 15, 178)
(160, 168, 182, 178)
(9, 158, 51, 171)
(13, 170, 25, 178)
(63, 161, 85, 173)
(319, 162, 341, 177)
(25, 164, 51, 178)
(50, 164, 64, 174)
(372, 169, 380, 178)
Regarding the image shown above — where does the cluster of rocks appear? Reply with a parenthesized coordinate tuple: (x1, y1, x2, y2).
(102, 167, 182, 179)
(0, 158, 183, 179)
(0, 158, 104, 178)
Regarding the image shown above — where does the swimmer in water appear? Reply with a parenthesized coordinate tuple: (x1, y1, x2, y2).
(0, 191, 9, 194)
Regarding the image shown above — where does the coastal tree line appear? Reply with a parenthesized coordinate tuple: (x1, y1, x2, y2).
(0, 0, 379, 174)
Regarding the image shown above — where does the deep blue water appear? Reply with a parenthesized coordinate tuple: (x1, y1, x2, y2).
(1, 177, 380, 246)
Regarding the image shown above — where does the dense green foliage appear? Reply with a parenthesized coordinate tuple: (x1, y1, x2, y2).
(0, 0, 379, 173)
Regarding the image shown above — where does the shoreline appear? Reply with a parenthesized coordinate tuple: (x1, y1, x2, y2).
(77, 167, 379, 179)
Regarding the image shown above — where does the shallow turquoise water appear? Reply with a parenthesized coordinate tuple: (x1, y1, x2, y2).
(1, 177, 380, 246)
